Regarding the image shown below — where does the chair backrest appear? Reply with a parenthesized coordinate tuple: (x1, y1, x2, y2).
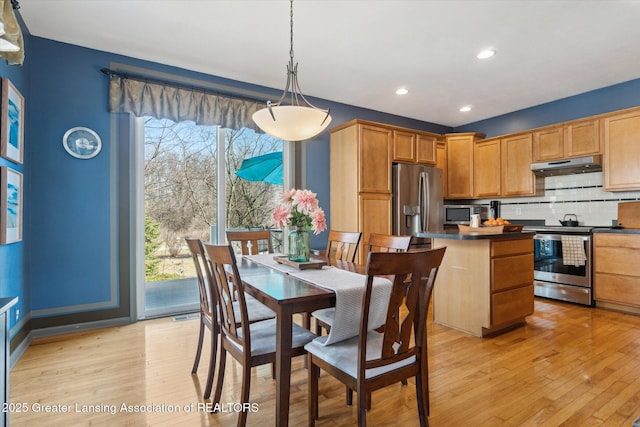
(226, 230, 273, 255)
(185, 238, 216, 319)
(359, 248, 446, 378)
(366, 233, 412, 253)
(203, 244, 248, 348)
(325, 230, 362, 262)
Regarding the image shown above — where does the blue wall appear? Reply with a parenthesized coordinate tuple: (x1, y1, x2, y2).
(18, 36, 450, 333)
(454, 78, 640, 137)
(0, 35, 30, 339)
(5, 29, 640, 340)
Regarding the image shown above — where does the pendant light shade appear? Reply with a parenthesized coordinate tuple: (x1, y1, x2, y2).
(252, 0, 331, 141)
(252, 105, 331, 142)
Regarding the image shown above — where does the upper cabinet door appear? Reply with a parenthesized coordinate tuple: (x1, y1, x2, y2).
(474, 139, 501, 198)
(416, 133, 437, 165)
(565, 119, 600, 158)
(392, 130, 416, 163)
(502, 133, 540, 197)
(533, 126, 564, 162)
(359, 124, 392, 193)
(446, 133, 481, 199)
(603, 110, 640, 191)
(436, 141, 447, 197)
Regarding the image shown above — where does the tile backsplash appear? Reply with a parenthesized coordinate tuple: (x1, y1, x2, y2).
(473, 172, 640, 226)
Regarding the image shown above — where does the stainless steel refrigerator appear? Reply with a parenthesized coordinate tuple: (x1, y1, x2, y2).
(392, 163, 443, 247)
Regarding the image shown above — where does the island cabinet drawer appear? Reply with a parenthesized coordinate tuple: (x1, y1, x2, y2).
(491, 285, 534, 327)
(492, 254, 534, 292)
(594, 233, 640, 250)
(491, 238, 533, 257)
(595, 273, 640, 306)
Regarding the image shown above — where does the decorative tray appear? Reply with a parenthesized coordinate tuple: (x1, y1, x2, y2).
(457, 224, 524, 234)
(458, 224, 504, 234)
(273, 255, 327, 270)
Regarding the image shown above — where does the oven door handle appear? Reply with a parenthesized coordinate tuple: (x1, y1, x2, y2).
(534, 234, 589, 242)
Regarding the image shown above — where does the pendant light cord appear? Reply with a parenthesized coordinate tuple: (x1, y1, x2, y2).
(289, 0, 294, 62)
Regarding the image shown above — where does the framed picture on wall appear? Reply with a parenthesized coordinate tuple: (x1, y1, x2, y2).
(0, 78, 24, 164)
(0, 166, 22, 244)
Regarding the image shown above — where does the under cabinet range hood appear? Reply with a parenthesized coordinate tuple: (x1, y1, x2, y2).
(531, 155, 602, 176)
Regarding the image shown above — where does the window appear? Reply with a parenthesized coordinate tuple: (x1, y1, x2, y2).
(136, 117, 285, 318)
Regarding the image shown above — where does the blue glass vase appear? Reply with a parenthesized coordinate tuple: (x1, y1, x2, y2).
(288, 227, 310, 262)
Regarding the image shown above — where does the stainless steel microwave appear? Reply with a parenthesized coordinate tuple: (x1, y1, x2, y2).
(443, 205, 489, 225)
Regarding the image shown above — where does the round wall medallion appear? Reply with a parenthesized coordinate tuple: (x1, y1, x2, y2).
(62, 127, 102, 159)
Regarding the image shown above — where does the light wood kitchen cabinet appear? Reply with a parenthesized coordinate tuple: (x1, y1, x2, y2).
(432, 235, 534, 337)
(533, 125, 564, 161)
(564, 118, 600, 157)
(392, 130, 416, 163)
(436, 141, 447, 197)
(532, 120, 600, 162)
(602, 109, 640, 191)
(501, 133, 541, 197)
(392, 130, 438, 165)
(594, 233, 640, 311)
(330, 120, 393, 263)
(358, 193, 392, 263)
(490, 239, 535, 328)
(474, 138, 501, 198)
(358, 124, 393, 193)
(445, 133, 484, 199)
(416, 132, 437, 165)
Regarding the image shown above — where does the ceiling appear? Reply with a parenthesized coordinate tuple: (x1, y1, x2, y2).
(18, 0, 640, 127)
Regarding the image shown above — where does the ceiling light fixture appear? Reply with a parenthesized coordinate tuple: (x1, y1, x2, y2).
(476, 49, 496, 59)
(252, 0, 331, 141)
(459, 105, 472, 112)
(395, 87, 409, 95)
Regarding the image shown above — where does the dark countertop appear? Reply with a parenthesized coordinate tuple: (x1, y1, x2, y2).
(417, 230, 536, 240)
(593, 227, 640, 235)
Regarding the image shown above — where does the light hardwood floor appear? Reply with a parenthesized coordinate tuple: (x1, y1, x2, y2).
(9, 298, 640, 426)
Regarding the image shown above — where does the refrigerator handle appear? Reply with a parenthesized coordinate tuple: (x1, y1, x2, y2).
(420, 172, 429, 232)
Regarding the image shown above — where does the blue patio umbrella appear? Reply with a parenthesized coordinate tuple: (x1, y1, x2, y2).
(235, 152, 283, 185)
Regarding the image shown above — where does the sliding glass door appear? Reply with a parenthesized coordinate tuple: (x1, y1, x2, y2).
(134, 116, 285, 319)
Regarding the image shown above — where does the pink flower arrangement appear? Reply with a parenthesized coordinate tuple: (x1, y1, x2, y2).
(272, 188, 327, 235)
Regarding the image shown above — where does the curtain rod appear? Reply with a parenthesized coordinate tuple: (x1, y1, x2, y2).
(100, 67, 269, 105)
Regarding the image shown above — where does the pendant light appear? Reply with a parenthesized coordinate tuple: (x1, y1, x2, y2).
(252, 0, 331, 142)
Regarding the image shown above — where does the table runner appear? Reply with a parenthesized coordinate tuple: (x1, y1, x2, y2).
(244, 254, 392, 345)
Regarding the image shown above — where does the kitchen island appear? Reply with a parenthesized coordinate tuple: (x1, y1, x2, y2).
(418, 230, 535, 337)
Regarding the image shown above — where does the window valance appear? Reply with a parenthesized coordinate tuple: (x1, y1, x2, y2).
(0, 0, 23, 66)
(107, 73, 264, 132)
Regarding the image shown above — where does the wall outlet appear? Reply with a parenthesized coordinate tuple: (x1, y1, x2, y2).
(15, 309, 19, 322)
(516, 207, 522, 215)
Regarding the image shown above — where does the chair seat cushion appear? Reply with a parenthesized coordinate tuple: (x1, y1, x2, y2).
(304, 331, 415, 379)
(311, 307, 335, 326)
(238, 295, 277, 322)
(231, 318, 317, 357)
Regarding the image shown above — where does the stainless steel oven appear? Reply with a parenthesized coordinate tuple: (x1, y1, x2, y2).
(527, 226, 593, 306)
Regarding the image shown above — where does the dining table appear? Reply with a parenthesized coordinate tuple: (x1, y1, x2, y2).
(234, 254, 391, 427)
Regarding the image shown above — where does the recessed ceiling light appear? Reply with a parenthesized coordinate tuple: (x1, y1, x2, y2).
(477, 49, 496, 59)
(395, 87, 409, 95)
(459, 105, 472, 112)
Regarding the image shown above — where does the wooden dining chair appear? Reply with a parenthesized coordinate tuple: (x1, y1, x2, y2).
(226, 229, 273, 255)
(185, 238, 218, 401)
(312, 233, 411, 335)
(324, 230, 362, 263)
(366, 233, 412, 253)
(306, 247, 447, 427)
(186, 238, 276, 400)
(203, 243, 317, 427)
